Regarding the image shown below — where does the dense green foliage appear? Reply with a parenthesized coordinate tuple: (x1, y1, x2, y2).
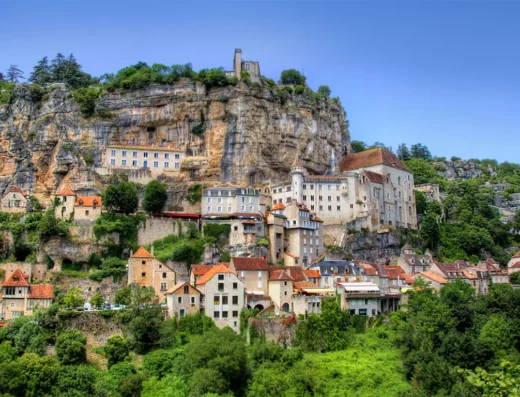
(88, 257, 127, 281)
(317, 85, 331, 97)
(279, 69, 306, 85)
(142, 180, 168, 214)
(55, 329, 87, 365)
(93, 213, 145, 254)
(102, 182, 139, 215)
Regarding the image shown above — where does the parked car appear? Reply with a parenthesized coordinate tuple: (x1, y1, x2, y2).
(103, 302, 112, 310)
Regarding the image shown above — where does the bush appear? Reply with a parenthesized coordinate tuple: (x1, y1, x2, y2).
(55, 329, 87, 365)
(142, 180, 168, 214)
(186, 184, 203, 205)
(198, 67, 229, 90)
(103, 182, 139, 215)
(191, 123, 205, 136)
(317, 85, 331, 98)
(279, 69, 306, 85)
(294, 84, 305, 94)
(203, 223, 231, 239)
(105, 336, 130, 368)
(72, 86, 102, 117)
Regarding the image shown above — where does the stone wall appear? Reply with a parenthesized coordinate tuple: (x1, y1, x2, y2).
(323, 224, 345, 246)
(137, 217, 199, 245)
(63, 312, 123, 346)
(54, 274, 127, 303)
(0, 263, 48, 282)
(248, 315, 297, 347)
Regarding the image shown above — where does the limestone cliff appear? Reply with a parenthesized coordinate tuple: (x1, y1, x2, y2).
(0, 80, 350, 203)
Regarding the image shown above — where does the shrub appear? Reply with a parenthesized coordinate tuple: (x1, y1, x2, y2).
(105, 336, 130, 368)
(56, 329, 87, 365)
(191, 123, 205, 136)
(142, 180, 168, 214)
(102, 182, 139, 215)
(317, 85, 331, 98)
(279, 69, 306, 85)
(198, 67, 229, 90)
(186, 184, 203, 205)
(294, 84, 305, 94)
(203, 223, 231, 239)
(72, 86, 102, 117)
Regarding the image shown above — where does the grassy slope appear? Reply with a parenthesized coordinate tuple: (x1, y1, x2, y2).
(300, 330, 410, 397)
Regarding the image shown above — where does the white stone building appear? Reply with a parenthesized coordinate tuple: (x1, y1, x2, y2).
(1, 186, 28, 213)
(54, 189, 102, 222)
(196, 264, 246, 332)
(270, 148, 417, 231)
(104, 145, 185, 179)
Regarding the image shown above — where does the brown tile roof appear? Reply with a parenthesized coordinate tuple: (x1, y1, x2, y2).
(304, 270, 321, 279)
(385, 266, 413, 284)
(463, 270, 478, 280)
(131, 247, 154, 258)
(419, 271, 447, 285)
(435, 261, 470, 277)
(362, 170, 384, 184)
(2, 269, 30, 287)
(191, 265, 213, 277)
(293, 281, 319, 290)
(196, 264, 233, 285)
(57, 188, 76, 196)
(165, 281, 200, 295)
(28, 284, 53, 299)
(4, 186, 27, 198)
(231, 257, 269, 271)
(363, 264, 378, 276)
(339, 148, 409, 172)
(75, 196, 102, 207)
(272, 203, 286, 210)
(269, 269, 294, 281)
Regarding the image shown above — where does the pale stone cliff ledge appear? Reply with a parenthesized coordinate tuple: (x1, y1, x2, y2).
(0, 79, 350, 202)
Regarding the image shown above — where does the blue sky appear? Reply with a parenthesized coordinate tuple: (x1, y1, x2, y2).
(1, 1, 519, 163)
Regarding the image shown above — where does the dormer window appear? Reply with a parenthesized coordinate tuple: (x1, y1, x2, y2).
(78, 199, 83, 206)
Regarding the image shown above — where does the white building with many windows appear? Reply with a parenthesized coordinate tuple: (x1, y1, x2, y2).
(269, 149, 417, 231)
(104, 145, 185, 178)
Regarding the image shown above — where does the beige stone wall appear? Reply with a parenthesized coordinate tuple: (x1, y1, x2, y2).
(166, 284, 201, 318)
(137, 218, 198, 246)
(268, 280, 292, 313)
(74, 205, 102, 221)
(1, 192, 27, 213)
(233, 269, 269, 295)
(153, 265, 176, 302)
(1, 298, 25, 320)
(203, 272, 245, 333)
(55, 196, 75, 220)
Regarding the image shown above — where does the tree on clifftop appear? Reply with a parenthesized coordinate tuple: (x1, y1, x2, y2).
(6, 65, 24, 83)
(279, 69, 306, 85)
(318, 85, 331, 98)
(103, 182, 139, 215)
(29, 57, 52, 85)
(142, 180, 168, 214)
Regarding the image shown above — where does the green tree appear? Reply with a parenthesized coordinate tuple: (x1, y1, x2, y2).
(465, 361, 520, 397)
(18, 353, 59, 397)
(350, 140, 367, 153)
(29, 57, 52, 85)
(142, 180, 168, 214)
(90, 290, 104, 309)
(115, 285, 132, 305)
(6, 65, 24, 83)
(279, 69, 306, 85)
(317, 85, 331, 97)
(63, 287, 85, 309)
(51, 53, 67, 82)
(14, 322, 46, 356)
(510, 272, 520, 284)
(397, 143, 411, 161)
(415, 190, 428, 217)
(410, 143, 432, 160)
(37, 209, 69, 242)
(103, 182, 139, 215)
(55, 329, 87, 365)
(105, 336, 130, 368)
(141, 374, 188, 397)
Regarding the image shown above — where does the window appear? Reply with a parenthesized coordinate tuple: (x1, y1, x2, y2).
(303, 184, 307, 189)
(222, 296, 228, 304)
(206, 206, 211, 212)
(154, 152, 159, 158)
(218, 274, 224, 280)
(85, 210, 89, 216)
(153, 161, 159, 167)
(184, 285, 189, 294)
(132, 160, 138, 166)
(142, 260, 146, 265)
(207, 197, 212, 203)
(228, 206, 232, 213)
(257, 281, 263, 288)
(122, 150, 127, 157)
(222, 311, 228, 318)
(143, 152, 148, 158)
(218, 283, 224, 291)
(191, 296, 196, 305)
(311, 205, 315, 210)
(217, 198, 222, 204)
(214, 311, 220, 318)
(241, 205, 245, 211)
(233, 282, 238, 289)
(337, 196, 340, 201)
(162, 272, 167, 278)
(165, 153, 169, 159)
(328, 196, 331, 201)
(232, 311, 238, 317)
(110, 159, 115, 165)
(337, 205, 341, 211)
(122, 159, 127, 166)
(217, 206, 222, 213)
(319, 205, 323, 211)
(258, 271, 262, 278)
(350, 204, 354, 208)
(328, 205, 332, 211)
(141, 272, 146, 278)
(174, 162, 179, 169)
(160, 283, 167, 291)
(175, 153, 180, 159)
(5, 287, 15, 295)
(111, 149, 116, 156)
(232, 296, 238, 305)
(164, 162, 169, 168)
(319, 195, 323, 201)
(249, 205, 253, 212)
(303, 195, 307, 201)
(233, 226, 238, 231)
(133, 151, 137, 157)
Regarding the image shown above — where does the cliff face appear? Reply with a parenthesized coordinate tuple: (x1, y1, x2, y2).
(0, 80, 350, 203)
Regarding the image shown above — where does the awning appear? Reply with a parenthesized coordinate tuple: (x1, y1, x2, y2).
(300, 288, 335, 294)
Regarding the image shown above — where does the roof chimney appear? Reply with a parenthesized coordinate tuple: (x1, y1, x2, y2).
(151, 245, 155, 256)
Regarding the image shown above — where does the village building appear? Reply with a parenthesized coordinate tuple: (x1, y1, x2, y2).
(270, 148, 417, 231)
(338, 282, 381, 316)
(127, 247, 176, 301)
(229, 257, 270, 310)
(292, 281, 335, 315)
(189, 264, 214, 286)
(395, 244, 434, 274)
(196, 264, 245, 332)
(267, 269, 294, 314)
(265, 208, 287, 264)
(225, 48, 261, 84)
(414, 270, 448, 292)
(463, 267, 490, 295)
(507, 252, 520, 275)
(0, 269, 53, 320)
(54, 189, 102, 222)
(477, 258, 509, 285)
(1, 186, 28, 213)
(103, 144, 185, 179)
(202, 187, 265, 246)
(165, 281, 203, 319)
(414, 184, 441, 203)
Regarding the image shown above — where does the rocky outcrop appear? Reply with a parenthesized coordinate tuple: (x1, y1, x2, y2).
(61, 312, 123, 346)
(0, 80, 350, 204)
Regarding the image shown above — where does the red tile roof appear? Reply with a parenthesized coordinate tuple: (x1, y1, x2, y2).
(2, 269, 30, 287)
(363, 264, 378, 276)
(339, 148, 409, 172)
(272, 266, 306, 282)
(269, 269, 294, 281)
(196, 264, 233, 285)
(131, 247, 154, 258)
(28, 284, 53, 299)
(419, 271, 447, 285)
(363, 170, 384, 184)
(385, 266, 413, 284)
(57, 188, 76, 196)
(510, 261, 520, 269)
(231, 257, 269, 271)
(293, 281, 319, 289)
(165, 281, 200, 295)
(75, 196, 102, 207)
(4, 186, 27, 198)
(272, 203, 286, 210)
(191, 264, 213, 277)
(304, 269, 321, 279)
